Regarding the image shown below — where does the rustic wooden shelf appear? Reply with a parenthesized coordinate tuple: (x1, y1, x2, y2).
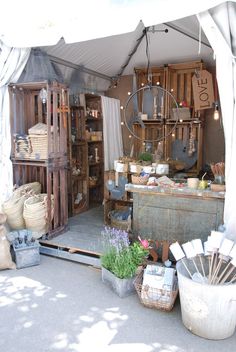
(9, 81, 69, 238)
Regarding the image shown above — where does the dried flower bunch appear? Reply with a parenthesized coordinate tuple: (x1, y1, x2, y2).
(101, 227, 148, 279)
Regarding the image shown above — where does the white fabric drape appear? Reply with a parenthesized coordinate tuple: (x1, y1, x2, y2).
(101, 96, 123, 171)
(0, 41, 30, 209)
(198, 2, 236, 239)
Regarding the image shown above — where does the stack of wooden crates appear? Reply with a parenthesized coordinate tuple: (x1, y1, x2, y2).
(9, 81, 69, 238)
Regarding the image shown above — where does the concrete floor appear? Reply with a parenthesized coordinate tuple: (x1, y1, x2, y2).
(0, 255, 235, 352)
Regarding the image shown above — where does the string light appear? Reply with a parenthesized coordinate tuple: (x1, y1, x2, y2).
(172, 133, 175, 137)
(141, 83, 145, 86)
(129, 134, 132, 139)
(156, 81, 160, 86)
(214, 102, 220, 120)
(180, 119, 183, 123)
(127, 91, 131, 95)
(171, 88, 174, 92)
(120, 105, 124, 110)
(121, 121, 124, 125)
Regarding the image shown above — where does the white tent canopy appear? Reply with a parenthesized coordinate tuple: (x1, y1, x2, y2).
(1, 0, 236, 238)
(0, 0, 228, 47)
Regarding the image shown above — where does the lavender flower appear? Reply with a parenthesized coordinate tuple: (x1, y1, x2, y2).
(101, 227, 130, 253)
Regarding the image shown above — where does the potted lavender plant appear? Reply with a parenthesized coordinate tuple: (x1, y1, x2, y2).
(100, 227, 148, 298)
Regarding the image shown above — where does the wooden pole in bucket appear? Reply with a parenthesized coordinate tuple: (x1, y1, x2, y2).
(182, 241, 201, 275)
(219, 258, 236, 284)
(170, 242, 193, 278)
(207, 231, 224, 283)
(210, 238, 234, 284)
(192, 239, 206, 277)
(204, 239, 214, 280)
(215, 244, 236, 284)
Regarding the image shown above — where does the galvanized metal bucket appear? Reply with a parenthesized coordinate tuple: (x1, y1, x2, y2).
(177, 259, 236, 340)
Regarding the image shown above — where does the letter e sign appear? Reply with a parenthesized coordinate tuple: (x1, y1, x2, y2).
(192, 70, 214, 110)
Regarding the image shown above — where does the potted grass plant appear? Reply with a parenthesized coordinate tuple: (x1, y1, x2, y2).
(100, 227, 148, 298)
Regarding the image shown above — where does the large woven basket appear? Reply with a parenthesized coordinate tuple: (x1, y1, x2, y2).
(23, 194, 54, 239)
(134, 270, 178, 312)
(2, 193, 27, 230)
(14, 182, 41, 196)
(131, 174, 149, 185)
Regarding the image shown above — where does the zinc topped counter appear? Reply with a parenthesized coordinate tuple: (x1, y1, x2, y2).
(125, 183, 224, 243)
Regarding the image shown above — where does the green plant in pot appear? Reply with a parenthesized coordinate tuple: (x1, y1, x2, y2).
(138, 152, 152, 165)
(100, 227, 148, 297)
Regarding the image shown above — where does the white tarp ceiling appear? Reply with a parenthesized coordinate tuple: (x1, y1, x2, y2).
(0, 0, 230, 48)
(41, 18, 213, 81)
(1, 0, 232, 82)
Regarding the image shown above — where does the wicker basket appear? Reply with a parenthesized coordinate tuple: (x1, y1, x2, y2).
(29, 134, 48, 160)
(131, 174, 149, 185)
(134, 270, 178, 311)
(2, 194, 26, 230)
(14, 134, 31, 159)
(89, 177, 98, 187)
(210, 183, 226, 192)
(14, 182, 41, 196)
(23, 194, 54, 239)
(109, 209, 131, 231)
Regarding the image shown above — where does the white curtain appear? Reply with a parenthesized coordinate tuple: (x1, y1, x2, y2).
(0, 41, 30, 209)
(101, 96, 123, 171)
(198, 2, 236, 239)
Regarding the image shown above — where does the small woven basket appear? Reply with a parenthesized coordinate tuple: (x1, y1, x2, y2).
(109, 209, 131, 231)
(131, 174, 148, 185)
(134, 270, 178, 312)
(29, 134, 48, 160)
(210, 183, 226, 192)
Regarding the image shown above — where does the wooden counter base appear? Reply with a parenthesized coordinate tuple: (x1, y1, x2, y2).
(125, 184, 224, 243)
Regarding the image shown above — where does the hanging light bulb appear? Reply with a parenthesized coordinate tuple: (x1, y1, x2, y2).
(39, 88, 47, 104)
(214, 102, 220, 120)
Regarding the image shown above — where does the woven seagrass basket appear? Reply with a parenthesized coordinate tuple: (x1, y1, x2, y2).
(131, 174, 149, 185)
(23, 194, 54, 239)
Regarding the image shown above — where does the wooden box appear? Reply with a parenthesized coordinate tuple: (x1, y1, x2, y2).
(9, 82, 69, 238)
(171, 107, 191, 121)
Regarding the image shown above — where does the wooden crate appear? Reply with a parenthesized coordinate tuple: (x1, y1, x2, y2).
(165, 120, 203, 175)
(133, 61, 205, 174)
(9, 81, 69, 238)
(12, 160, 68, 238)
(67, 105, 89, 216)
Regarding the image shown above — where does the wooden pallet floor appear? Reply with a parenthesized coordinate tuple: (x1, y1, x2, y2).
(39, 205, 104, 266)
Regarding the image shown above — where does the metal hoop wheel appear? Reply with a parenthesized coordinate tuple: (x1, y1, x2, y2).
(124, 85, 180, 143)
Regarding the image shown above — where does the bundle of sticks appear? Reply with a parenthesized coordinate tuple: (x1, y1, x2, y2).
(170, 231, 236, 285)
(210, 162, 225, 177)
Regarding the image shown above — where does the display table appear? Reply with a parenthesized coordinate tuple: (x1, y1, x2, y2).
(125, 184, 225, 243)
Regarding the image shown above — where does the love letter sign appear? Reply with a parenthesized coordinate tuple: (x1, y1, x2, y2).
(192, 70, 215, 110)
